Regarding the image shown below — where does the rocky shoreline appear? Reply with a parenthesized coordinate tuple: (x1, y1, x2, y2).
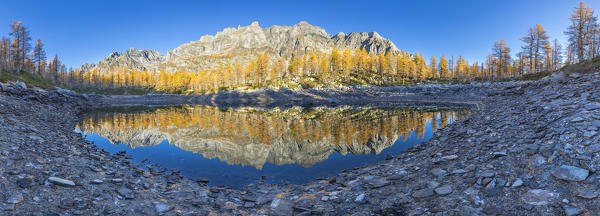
(0, 71, 599, 215)
(98, 82, 504, 109)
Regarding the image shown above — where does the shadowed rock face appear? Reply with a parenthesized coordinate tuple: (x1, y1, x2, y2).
(80, 21, 399, 73)
(78, 106, 471, 169)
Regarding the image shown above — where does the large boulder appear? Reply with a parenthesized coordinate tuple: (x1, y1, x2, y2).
(552, 165, 589, 182)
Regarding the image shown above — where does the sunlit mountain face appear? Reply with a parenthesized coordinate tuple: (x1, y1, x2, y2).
(77, 105, 472, 186)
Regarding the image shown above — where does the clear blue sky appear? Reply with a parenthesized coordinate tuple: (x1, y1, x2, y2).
(1, 0, 598, 68)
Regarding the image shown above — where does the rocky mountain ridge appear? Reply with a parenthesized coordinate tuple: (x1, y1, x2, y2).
(80, 21, 399, 73)
(80, 48, 165, 73)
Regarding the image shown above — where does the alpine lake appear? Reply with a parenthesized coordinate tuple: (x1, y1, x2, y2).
(76, 105, 473, 188)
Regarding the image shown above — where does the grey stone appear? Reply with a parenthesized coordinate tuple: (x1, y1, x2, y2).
(451, 169, 468, 174)
(571, 117, 584, 123)
(529, 154, 547, 167)
(16, 177, 33, 188)
(197, 177, 209, 184)
(522, 189, 558, 205)
(495, 178, 507, 187)
(584, 102, 600, 110)
(48, 177, 75, 187)
(91, 179, 103, 184)
(56, 88, 76, 96)
(354, 193, 366, 203)
(492, 152, 507, 158)
(5, 191, 23, 204)
(256, 196, 270, 205)
(0, 203, 15, 211)
(240, 195, 256, 202)
(364, 176, 390, 188)
(434, 185, 453, 196)
(486, 178, 497, 189)
(244, 202, 255, 208)
(270, 198, 294, 216)
(430, 168, 447, 179)
(552, 165, 589, 181)
(117, 188, 134, 199)
(563, 206, 582, 216)
(576, 190, 599, 199)
(428, 181, 440, 188)
(512, 179, 524, 187)
(442, 155, 459, 160)
(464, 187, 483, 206)
(583, 130, 597, 138)
(412, 188, 435, 198)
(569, 73, 581, 78)
(14, 81, 26, 89)
(590, 144, 600, 153)
(153, 201, 173, 214)
(28, 135, 44, 143)
(479, 170, 496, 178)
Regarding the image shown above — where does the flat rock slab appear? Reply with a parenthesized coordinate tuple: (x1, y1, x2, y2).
(564, 206, 583, 216)
(479, 170, 496, 178)
(577, 191, 599, 199)
(441, 155, 458, 160)
(512, 179, 524, 187)
(584, 103, 600, 110)
(552, 165, 589, 181)
(522, 189, 558, 205)
(118, 188, 135, 199)
(366, 178, 390, 188)
(584, 130, 597, 138)
(153, 201, 173, 214)
(6, 191, 23, 204)
(571, 117, 584, 123)
(354, 194, 366, 203)
(0, 83, 7, 91)
(270, 198, 293, 216)
(492, 151, 507, 158)
(48, 177, 75, 187)
(434, 185, 453, 195)
(412, 188, 435, 198)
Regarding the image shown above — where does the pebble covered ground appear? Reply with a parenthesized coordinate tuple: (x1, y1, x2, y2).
(0, 71, 599, 215)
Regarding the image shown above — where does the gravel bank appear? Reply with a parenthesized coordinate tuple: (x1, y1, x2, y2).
(0, 71, 599, 215)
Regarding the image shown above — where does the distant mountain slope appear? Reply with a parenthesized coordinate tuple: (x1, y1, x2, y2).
(80, 48, 165, 73)
(80, 21, 399, 73)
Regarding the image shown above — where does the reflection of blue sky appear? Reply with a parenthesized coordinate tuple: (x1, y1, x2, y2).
(83, 116, 444, 189)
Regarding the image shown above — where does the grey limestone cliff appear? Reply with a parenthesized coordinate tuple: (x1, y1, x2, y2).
(81, 21, 399, 73)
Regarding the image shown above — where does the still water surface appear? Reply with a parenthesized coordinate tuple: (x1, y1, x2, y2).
(77, 105, 472, 188)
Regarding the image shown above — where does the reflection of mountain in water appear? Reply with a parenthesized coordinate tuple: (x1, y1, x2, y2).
(78, 106, 472, 169)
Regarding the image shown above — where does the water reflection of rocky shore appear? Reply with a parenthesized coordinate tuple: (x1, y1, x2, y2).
(78, 106, 472, 169)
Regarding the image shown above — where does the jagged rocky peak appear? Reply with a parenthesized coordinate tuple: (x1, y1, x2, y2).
(82, 21, 400, 72)
(332, 31, 399, 54)
(165, 21, 399, 71)
(82, 48, 165, 72)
